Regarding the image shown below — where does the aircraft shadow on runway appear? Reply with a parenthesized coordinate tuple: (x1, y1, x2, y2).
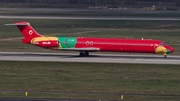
(0, 53, 179, 60)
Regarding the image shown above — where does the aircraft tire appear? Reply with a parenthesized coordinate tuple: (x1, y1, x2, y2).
(164, 55, 167, 58)
(79, 52, 84, 57)
(84, 52, 89, 56)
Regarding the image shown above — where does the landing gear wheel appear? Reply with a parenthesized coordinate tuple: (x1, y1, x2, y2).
(84, 52, 89, 56)
(164, 55, 167, 58)
(79, 52, 89, 57)
(79, 52, 84, 57)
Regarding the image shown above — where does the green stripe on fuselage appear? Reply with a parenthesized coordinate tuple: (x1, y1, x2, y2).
(58, 37, 77, 48)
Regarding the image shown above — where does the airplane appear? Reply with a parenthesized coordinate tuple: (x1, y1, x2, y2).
(5, 22, 174, 58)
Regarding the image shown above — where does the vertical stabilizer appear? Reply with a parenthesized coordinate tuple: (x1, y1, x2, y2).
(5, 22, 42, 43)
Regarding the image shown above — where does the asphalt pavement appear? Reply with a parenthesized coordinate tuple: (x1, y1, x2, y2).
(0, 52, 179, 64)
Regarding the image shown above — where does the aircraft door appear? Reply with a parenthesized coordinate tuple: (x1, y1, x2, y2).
(154, 44, 159, 49)
(65, 38, 77, 48)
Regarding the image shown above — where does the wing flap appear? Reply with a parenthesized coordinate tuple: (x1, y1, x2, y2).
(59, 48, 100, 51)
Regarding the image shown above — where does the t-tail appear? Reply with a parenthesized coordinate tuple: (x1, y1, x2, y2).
(5, 22, 42, 44)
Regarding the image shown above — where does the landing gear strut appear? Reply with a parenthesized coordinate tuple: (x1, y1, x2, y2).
(79, 52, 89, 57)
(164, 53, 167, 58)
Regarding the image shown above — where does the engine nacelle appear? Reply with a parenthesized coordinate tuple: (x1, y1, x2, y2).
(34, 40, 59, 47)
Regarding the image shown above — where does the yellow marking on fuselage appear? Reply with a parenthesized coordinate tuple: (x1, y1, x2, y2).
(59, 43, 62, 48)
(31, 37, 58, 44)
(155, 46, 167, 54)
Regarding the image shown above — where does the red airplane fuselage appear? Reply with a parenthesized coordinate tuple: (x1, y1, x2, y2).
(75, 37, 174, 53)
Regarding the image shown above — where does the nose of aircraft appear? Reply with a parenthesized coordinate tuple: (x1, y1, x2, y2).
(165, 45, 174, 53)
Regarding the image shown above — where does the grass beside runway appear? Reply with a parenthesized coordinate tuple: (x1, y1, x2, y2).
(1, 92, 180, 101)
(2, 19, 180, 30)
(0, 61, 180, 100)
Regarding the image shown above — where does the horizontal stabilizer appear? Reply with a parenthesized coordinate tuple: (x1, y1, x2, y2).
(5, 23, 29, 26)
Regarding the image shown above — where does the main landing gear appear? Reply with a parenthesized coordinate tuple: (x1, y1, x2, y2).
(79, 52, 89, 57)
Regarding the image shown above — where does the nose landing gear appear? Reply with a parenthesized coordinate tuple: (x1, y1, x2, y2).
(79, 52, 89, 57)
(163, 53, 167, 58)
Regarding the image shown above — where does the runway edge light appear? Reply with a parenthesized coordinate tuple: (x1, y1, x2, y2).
(25, 92, 28, 97)
(120, 95, 124, 100)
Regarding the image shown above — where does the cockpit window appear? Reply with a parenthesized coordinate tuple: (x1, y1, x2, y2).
(160, 43, 166, 46)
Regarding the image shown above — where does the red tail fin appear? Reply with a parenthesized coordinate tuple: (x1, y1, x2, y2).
(5, 22, 42, 43)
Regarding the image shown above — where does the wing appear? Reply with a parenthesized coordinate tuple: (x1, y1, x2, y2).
(58, 47, 100, 52)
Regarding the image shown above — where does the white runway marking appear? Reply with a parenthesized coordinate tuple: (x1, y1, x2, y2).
(0, 52, 179, 64)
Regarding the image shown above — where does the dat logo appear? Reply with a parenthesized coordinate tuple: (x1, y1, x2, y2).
(86, 41, 93, 46)
(28, 30, 33, 35)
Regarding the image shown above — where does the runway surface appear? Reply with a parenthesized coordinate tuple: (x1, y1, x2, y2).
(0, 8, 180, 20)
(1, 15, 180, 21)
(1, 8, 180, 13)
(0, 52, 179, 64)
